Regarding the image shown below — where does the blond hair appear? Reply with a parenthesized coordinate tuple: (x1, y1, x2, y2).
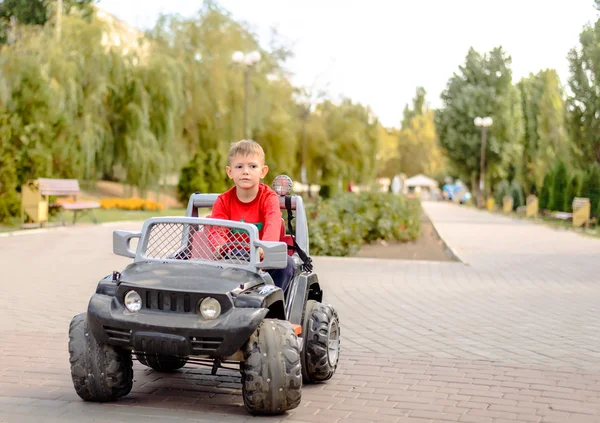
(228, 139, 265, 163)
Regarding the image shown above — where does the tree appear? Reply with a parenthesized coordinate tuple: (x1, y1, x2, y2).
(582, 163, 600, 216)
(539, 171, 553, 210)
(567, 171, 583, 212)
(401, 86, 426, 130)
(0, 0, 96, 43)
(567, 13, 600, 166)
(394, 87, 445, 178)
(517, 69, 571, 193)
(375, 125, 401, 179)
(0, 0, 387, 223)
(398, 110, 444, 177)
(550, 160, 569, 212)
(436, 47, 524, 197)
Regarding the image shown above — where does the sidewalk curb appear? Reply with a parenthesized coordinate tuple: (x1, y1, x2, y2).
(421, 202, 467, 265)
(0, 220, 144, 238)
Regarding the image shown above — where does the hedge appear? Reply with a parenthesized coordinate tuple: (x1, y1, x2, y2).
(307, 192, 421, 256)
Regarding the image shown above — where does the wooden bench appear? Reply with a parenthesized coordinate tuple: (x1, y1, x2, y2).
(21, 178, 100, 226)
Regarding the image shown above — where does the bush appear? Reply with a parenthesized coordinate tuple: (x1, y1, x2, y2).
(0, 128, 20, 223)
(550, 160, 569, 212)
(307, 192, 421, 256)
(567, 171, 583, 212)
(0, 191, 19, 223)
(177, 149, 229, 205)
(582, 163, 600, 217)
(493, 180, 510, 206)
(509, 180, 525, 210)
(539, 171, 553, 211)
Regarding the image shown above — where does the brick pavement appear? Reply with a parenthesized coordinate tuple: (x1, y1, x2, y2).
(1, 202, 600, 422)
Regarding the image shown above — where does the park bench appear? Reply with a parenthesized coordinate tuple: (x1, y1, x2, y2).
(21, 178, 100, 227)
(552, 211, 573, 221)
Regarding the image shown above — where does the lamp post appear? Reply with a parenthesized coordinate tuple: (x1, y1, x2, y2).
(474, 116, 493, 207)
(232, 50, 261, 139)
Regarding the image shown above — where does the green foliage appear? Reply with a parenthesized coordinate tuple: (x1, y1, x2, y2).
(567, 18, 600, 166)
(436, 47, 523, 193)
(550, 160, 569, 212)
(0, 116, 20, 222)
(397, 89, 445, 178)
(494, 180, 511, 206)
(308, 192, 421, 256)
(509, 179, 525, 210)
(539, 171, 553, 211)
(517, 70, 571, 192)
(401, 86, 426, 130)
(582, 163, 600, 217)
(494, 179, 524, 211)
(0, 3, 381, 222)
(567, 171, 583, 212)
(176, 149, 229, 204)
(0, 0, 96, 43)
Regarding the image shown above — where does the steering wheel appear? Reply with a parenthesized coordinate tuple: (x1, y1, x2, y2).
(218, 242, 251, 261)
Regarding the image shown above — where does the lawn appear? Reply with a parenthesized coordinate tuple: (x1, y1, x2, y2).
(0, 208, 188, 233)
(484, 206, 600, 238)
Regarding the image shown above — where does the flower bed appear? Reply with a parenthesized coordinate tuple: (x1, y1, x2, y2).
(99, 197, 164, 211)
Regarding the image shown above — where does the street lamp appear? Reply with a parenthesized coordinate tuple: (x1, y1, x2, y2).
(232, 50, 261, 139)
(474, 116, 493, 207)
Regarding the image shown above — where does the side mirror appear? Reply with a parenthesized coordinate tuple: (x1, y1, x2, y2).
(254, 240, 288, 269)
(113, 230, 141, 258)
(272, 175, 293, 196)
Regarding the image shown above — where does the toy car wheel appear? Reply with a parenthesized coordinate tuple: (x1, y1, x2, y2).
(136, 354, 187, 372)
(301, 300, 341, 383)
(68, 313, 133, 401)
(241, 319, 302, 415)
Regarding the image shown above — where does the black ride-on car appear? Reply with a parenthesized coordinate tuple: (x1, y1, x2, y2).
(67, 175, 341, 415)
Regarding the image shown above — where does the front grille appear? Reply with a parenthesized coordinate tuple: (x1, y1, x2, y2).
(141, 289, 194, 313)
(190, 336, 223, 353)
(104, 326, 131, 342)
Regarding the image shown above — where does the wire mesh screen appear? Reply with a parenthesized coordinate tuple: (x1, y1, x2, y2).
(144, 222, 252, 266)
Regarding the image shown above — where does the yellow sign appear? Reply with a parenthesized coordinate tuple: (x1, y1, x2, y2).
(572, 197, 590, 228)
(21, 180, 49, 224)
(486, 198, 495, 212)
(526, 195, 538, 218)
(503, 195, 513, 214)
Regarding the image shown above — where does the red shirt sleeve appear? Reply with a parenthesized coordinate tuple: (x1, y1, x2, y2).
(207, 193, 230, 249)
(210, 193, 229, 220)
(260, 189, 282, 242)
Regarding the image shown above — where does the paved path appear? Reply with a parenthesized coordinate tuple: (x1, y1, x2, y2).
(1, 203, 600, 422)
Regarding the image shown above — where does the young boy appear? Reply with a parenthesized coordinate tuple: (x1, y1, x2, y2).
(210, 140, 296, 292)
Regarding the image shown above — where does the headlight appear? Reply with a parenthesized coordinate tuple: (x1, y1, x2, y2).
(198, 297, 221, 320)
(124, 290, 142, 312)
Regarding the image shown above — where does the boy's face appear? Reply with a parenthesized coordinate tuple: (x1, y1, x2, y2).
(226, 153, 269, 190)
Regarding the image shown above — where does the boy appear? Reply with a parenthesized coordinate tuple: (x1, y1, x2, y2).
(209, 140, 296, 292)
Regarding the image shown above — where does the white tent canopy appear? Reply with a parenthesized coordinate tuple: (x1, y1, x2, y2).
(404, 174, 438, 188)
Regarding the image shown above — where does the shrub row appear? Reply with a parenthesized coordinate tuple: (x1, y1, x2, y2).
(307, 192, 421, 256)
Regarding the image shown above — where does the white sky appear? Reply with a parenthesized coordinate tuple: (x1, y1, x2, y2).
(96, 0, 598, 127)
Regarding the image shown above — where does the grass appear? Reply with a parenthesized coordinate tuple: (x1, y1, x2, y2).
(0, 207, 188, 233)
(480, 205, 600, 238)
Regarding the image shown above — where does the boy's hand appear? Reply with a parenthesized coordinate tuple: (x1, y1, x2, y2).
(258, 247, 264, 261)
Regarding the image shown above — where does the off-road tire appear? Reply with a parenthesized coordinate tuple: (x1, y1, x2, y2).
(137, 354, 187, 372)
(301, 300, 340, 383)
(68, 313, 133, 402)
(241, 319, 302, 415)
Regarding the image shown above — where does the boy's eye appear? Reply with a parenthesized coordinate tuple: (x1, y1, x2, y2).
(251, 165, 258, 169)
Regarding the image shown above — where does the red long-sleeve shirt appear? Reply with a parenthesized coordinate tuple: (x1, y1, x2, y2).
(210, 184, 282, 242)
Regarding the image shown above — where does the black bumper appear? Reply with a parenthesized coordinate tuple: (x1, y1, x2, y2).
(86, 293, 268, 358)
